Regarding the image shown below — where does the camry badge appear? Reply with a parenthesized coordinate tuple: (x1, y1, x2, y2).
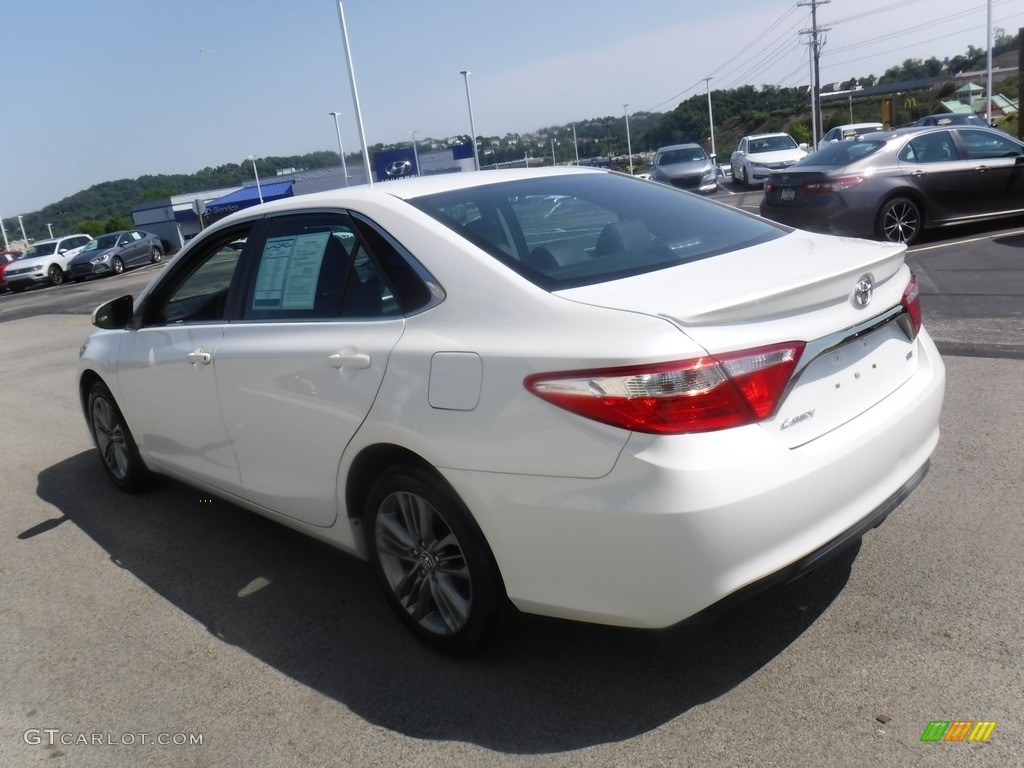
(854, 274, 874, 307)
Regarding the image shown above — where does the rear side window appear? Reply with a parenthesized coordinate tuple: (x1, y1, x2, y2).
(243, 212, 402, 321)
(411, 172, 785, 290)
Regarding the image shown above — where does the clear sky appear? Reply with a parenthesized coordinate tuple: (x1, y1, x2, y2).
(2, 0, 1019, 216)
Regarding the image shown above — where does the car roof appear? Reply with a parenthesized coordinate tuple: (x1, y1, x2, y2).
(742, 132, 792, 140)
(211, 166, 610, 228)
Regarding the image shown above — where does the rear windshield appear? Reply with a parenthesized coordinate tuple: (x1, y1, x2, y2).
(409, 172, 785, 290)
(800, 140, 886, 166)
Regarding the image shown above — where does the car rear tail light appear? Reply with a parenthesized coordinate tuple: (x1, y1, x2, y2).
(803, 176, 865, 193)
(901, 272, 922, 339)
(525, 343, 805, 435)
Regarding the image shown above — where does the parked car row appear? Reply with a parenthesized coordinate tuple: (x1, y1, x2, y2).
(2, 229, 164, 293)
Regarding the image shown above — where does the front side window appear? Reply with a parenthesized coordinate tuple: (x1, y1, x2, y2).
(147, 226, 252, 325)
(957, 129, 1024, 160)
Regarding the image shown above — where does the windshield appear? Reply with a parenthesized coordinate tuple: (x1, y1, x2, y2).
(83, 234, 119, 251)
(657, 148, 707, 165)
(25, 242, 58, 257)
(410, 172, 786, 291)
(749, 136, 798, 153)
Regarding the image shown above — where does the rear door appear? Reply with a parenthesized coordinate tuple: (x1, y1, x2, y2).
(213, 211, 406, 529)
(897, 130, 978, 221)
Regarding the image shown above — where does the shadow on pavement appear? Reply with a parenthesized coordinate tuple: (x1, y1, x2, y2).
(33, 451, 856, 753)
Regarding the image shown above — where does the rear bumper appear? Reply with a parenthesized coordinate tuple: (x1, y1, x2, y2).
(444, 328, 945, 628)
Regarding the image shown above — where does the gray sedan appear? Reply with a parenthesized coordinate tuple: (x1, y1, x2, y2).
(760, 126, 1024, 244)
(650, 143, 718, 193)
(69, 230, 164, 280)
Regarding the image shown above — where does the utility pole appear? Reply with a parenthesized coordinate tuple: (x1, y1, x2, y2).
(799, 0, 830, 147)
(702, 77, 716, 161)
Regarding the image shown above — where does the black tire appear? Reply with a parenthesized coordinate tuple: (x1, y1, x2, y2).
(112, 257, 124, 275)
(150, 247, 163, 263)
(364, 464, 512, 655)
(877, 196, 922, 244)
(86, 381, 151, 493)
(47, 265, 64, 286)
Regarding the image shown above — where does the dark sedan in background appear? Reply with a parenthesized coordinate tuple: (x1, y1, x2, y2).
(69, 230, 164, 281)
(760, 126, 1024, 244)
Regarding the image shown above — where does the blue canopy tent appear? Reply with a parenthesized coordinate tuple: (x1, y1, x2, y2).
(205, 180, 294, 216)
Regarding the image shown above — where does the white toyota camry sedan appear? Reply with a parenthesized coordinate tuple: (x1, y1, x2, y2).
(78, 167, 945, 655)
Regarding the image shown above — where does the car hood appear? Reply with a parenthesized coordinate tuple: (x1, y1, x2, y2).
(6, 255, 50, 269)
(554, 230, 906, 327)
(70, 247, 115, 264)
(657, 160, 712, 176)
(746, 149, 806, 164)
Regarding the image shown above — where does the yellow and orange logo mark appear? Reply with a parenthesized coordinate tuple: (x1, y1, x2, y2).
(920, 721, 997, 742)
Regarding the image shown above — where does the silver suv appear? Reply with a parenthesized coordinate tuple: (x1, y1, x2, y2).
(4, 234, 93, 291)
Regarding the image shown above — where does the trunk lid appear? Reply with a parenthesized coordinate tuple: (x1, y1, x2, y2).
(555, 230, 918, 446)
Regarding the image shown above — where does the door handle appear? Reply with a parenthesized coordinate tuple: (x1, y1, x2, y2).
(329, 352, 371, 370)
(187, 349, 212, 365)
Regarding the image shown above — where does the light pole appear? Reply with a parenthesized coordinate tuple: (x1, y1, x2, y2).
(551, 135, 557, 166)
(248, 155, 264, 203)
(702, 77, 717, 162)
(0, 213, 8, 250)
(409, 130, 420, 175)
(572, 123, 580, 165)
(624, 104, 634, 175)
(336, 0, 373, 186)
(17, 215, 28, 244)
(460, 70, 480, 171)
(329, 111, 350, 187)
(46, 223, 54, 238)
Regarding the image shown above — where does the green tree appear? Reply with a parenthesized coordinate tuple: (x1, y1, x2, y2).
(105, 216, 133, 232)
(76, 219, 105, 237)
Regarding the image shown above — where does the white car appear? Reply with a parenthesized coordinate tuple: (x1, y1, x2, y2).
(730, 133, 807, 187)
(816, 122, 884, 151)
(4, 233, 93, 291)
(78, 167, 945, 655)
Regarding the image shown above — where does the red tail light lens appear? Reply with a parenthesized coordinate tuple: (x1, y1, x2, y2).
(901, 272, 922, 338)
(803, 176, 865, 193)
(525, 342, 805, 435)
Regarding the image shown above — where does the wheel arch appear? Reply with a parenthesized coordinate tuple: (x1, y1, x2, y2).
(344, 443, 436, 522)
(876, 187, 928, 229)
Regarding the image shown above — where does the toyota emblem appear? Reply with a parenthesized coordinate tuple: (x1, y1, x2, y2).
(854, 274, 874, 307)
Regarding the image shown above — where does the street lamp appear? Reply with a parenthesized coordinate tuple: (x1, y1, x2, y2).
(572, 123, 580, 165)
(335, 0, 373, 187)
(703, 77, 717, 162)
(17, 215, 28, 244)
(459, 70, 480, 171)
(248, 155, 264, 203)
(409, 130, 420, 176)
(0, 213, 8, 250)
(624, 104, 634, 175)
(46, 223, 54, 238)
(329, 111, 350, 187)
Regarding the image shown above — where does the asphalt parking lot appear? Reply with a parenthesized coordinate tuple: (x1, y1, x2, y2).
(1, 215, 1022, 767)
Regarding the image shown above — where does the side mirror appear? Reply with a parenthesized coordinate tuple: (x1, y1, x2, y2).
(798, 143, 809, 150)
(93, 295, 134, 329)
